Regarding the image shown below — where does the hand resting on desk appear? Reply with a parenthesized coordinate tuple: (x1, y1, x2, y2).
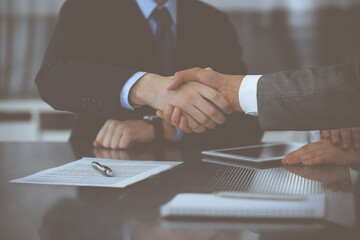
(283, 139, 360, 166)
(93, 119, 177, 149)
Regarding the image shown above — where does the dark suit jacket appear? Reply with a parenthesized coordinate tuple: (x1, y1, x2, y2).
(258, 58, 360, 131)
(36, 0, 263, 149)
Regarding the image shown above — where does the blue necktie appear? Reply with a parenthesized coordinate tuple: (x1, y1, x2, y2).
(152, 7, 175, 76)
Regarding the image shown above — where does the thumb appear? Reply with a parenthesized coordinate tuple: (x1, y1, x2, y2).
(167, 67, 203, 90)
(167, 72, 185, 90)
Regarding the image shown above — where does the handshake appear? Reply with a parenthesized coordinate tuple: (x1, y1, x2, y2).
(130, 67, 245, 133)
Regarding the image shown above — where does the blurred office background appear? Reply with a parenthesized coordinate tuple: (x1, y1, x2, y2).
(0, 0, 360, 142)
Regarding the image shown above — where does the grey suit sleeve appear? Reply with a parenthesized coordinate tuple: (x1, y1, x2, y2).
(257, 58, 360, 131)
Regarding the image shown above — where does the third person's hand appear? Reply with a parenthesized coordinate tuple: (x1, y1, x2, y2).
(320, 127, 360, 151)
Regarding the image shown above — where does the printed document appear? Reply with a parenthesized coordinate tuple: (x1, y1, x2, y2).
(11, 157, 181, 188)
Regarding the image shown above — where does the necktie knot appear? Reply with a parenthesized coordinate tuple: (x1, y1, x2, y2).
(152, 7, 172, 26)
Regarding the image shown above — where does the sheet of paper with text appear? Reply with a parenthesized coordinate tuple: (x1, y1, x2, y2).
(10, 157, 181, 188)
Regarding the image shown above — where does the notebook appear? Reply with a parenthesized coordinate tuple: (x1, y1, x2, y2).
(160, 193, 325, 219)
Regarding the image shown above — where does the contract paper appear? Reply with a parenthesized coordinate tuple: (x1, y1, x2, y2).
(10, 157, 181, 188)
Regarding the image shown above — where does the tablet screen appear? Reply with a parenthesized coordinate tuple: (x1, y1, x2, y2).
(216, 144, 299, 159)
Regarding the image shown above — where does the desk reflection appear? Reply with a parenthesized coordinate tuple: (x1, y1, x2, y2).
(282, 165, 352, 193)
(38, 188, 245, 240)
(35, 143, 359, 240)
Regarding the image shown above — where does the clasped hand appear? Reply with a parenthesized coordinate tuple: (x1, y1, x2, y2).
(94, 69, 236, 149)
(155, 67, 243, 133)
(129, 71, 236, 134)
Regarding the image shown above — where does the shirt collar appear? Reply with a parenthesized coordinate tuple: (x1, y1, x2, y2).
(135, 0, 177, 24)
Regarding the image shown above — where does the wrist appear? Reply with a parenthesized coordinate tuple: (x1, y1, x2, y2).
(227, 75, 244, 112)
(129, 73, 157, 106)
(129, 73, 170, 110)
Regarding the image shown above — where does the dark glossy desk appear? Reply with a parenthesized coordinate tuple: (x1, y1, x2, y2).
(0, 142, 359, 240)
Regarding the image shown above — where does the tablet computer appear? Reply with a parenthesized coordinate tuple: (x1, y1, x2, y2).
(202, 143, 304, 164)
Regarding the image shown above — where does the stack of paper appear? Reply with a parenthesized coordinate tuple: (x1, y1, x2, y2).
(161, 193, 325, 219)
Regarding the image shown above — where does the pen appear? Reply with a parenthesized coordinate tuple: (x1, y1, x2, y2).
(91, 161, 114, 177)
(214, 192, 307, 201)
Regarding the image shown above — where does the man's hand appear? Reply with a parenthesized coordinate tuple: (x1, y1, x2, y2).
(129, 73, 233, 133)
(93, 119, 177, 149)
(155, 68, 244, 133)
(282, 139, 360, 166)
(168, 67, 245, 112)
(157, 105, 193, 133)
(320, 127, 360, 150)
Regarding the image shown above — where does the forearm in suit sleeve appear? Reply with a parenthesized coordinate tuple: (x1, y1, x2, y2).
(35, 0, 137, 120)
(257, 58, 360, 130)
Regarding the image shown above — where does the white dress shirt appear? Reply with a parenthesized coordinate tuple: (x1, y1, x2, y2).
(239, 75, 262, 116)
(119, 0, 182, 141)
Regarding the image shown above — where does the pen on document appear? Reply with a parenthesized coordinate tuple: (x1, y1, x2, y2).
(91, 161, 114, 177)
(214, 192, 307, 201)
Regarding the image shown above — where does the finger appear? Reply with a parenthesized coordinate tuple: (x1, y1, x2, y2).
(102, 123, 116, 149)
(95, 121, 111, 147)
(284, 142, 325, 159)
(168, 67, 202, 90)
(205, 67, 213, 71)
(179, 115, 193, 134)
(163, 105, 175, 123)
(119, 131, 133, 149)
(156, 110, 164, 118)
(330, 129, 341, 145)
(284, 152, 319, 165)
(198, 86, 232, 115)
(185, 104, 217, 129)
(93, 140, 102, 148)
(340, 128, 351, 151)
(283, 142, 328, 164)
(183, 113, 206, 133)
(321, 130, 331, 139)
(171, 107, 182, 128)
(110, 127, 124, 150)
(352, 128, 360, 150)
(283, 148, 307, 164)
(195, 97, 226, 125)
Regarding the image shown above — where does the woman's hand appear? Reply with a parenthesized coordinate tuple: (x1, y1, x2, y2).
(283, 139, 360, 166)
(320, 127, 360, 150)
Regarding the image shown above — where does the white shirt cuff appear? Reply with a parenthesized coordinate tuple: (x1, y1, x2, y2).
(239, 75, 262, 116)
(307, 131, 321, 143)
(172, 128, 183, 142)
(120, 72, 147, 110)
